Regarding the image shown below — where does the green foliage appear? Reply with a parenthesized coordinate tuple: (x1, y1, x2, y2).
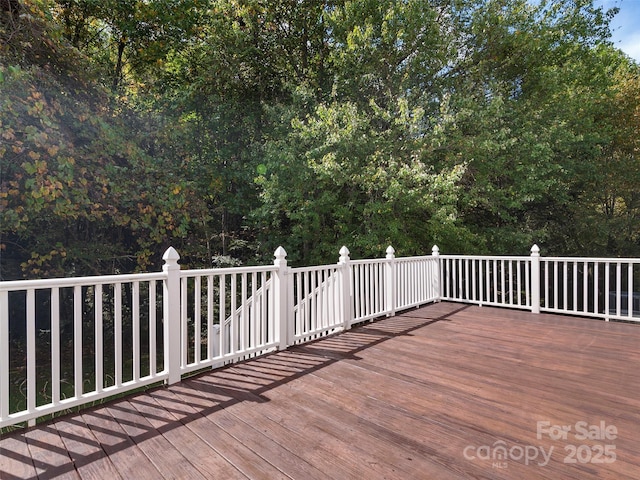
(0, 61, 205, 278)
(429, 0, 635, 254)
(564, 49, 640, 255)
(256, 91, 477, 264)
(2, 0, 640, 279)
(49, 0, 206, 90)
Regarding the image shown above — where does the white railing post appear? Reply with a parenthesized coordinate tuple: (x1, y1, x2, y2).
(0, 290, 8, 422)
(531, 244, 541, 314)
(338, 246, 353, 330)
(386, 246, 396, 316)
(211, 324, 221, 358)
(162, 247, 182, 385)
(273, 246, 290, 350)
(432, 245, 441, 301)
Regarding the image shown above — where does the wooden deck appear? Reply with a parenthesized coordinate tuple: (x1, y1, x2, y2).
(1, 302, 640, 479)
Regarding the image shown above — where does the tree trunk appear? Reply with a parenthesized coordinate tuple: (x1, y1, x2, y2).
(113, 38, 126, 90)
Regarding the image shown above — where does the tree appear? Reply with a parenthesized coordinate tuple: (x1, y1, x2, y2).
(0, 6, 208, 278)
(51, 0, 205, 90)
(566, 49, 640, 255)
(144, 0, 338, 262)
(4, 0, 640, 279)
(253, 0, 480, 263)
(433, 0, 625, 254)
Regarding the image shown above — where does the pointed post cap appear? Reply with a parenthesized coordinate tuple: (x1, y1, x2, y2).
(339, 246, 350, 263)
(386, 245, 395, 259)
(274, 246, 287, 266)
(432, 245, 440, 256)
(162, 246, 180, 267)
(531, 244, 540, 256)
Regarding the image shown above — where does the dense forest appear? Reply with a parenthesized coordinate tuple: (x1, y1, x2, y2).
(1, 0, 639, 280)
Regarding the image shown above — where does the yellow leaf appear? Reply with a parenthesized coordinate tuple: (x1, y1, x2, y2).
(28, 151, 40, 160)
(2, 129, 15, 140)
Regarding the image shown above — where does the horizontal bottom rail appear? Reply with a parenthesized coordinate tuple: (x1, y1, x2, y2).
(440, 297, 532, 310)
(294, 326, 345, 344)
(0, 374, 169, 429)
(180, 342, 281, 375)
(541, 307, 640, 322)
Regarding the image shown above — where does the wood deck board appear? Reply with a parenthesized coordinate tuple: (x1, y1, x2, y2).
(203, 367, 451, 478)
(0, 433, 37, 480)
(104, 401, 208, 480)
(23, 426, 80, 479)
(53, 418, 122, 480)
(1, 302, 639, 479)
(126, 393, 249, 480)
(78, 405, 168, 480)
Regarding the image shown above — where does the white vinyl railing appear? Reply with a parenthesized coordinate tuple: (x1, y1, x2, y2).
(439, 253, 532, 309)
(394, 252, 441, 312)
(0, 244, 434, 428)
(540, 257, 640, 321)
(0, 272, 168, 429)
(290, 263, 344, 343)
(351, 258, 390, 322)
(439, 245, 640, 323)
(178, 265, 279, 375)
(349, 247, 440, 324)
(2, 243, 639, 428)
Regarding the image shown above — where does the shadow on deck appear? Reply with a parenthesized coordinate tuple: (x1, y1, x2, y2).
(1, 302, 639, 479)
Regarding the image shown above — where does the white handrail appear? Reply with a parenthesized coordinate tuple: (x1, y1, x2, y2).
(3, 244, 640, 429)
(0, 272, 166, 290)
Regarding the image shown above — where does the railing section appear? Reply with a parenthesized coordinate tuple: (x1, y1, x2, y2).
(541, 257, 640, 322)
(0, 272, 167, 428)
(6, 244, 640, 428)
(290, 264, 344, 344)
(395, 256, 441, 311)
(178, 265, 279, 375)
(349, 248, 440, 324)
(351, 258, 390, 323)
(439, 255, 532, 310)
(2, 245, 442, 428)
